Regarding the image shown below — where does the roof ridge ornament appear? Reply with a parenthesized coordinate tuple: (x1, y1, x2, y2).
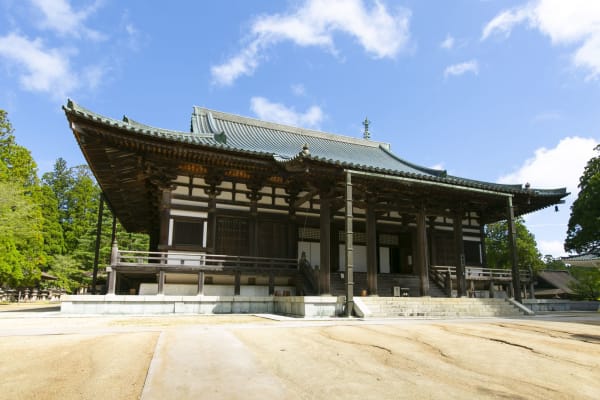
(363, 117, 371, 140)
(300, 143, 310, 157)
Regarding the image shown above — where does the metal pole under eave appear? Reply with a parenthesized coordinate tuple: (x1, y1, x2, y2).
(91, 194, 105, 295)
(345, 171, 354, 317)
(507, 196, 522, 303)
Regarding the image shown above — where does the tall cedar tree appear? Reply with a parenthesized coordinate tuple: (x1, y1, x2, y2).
(0, 110, 45, 286)
(565, 145, 600, 254)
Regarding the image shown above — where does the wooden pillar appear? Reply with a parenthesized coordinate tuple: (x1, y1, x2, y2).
(157, 270, 165, 295)
(454, 211, 466, 297)
(268, 272, 275, 296)
(366, 199, 378, 295)
(249, 199, 258, 257)
(344, 172, 354, 316)
(428, 216, 437, 267)
(207, 194, 217, 253)
(507, 196, 522, 302)
(197, 271, 205, 296)
(288, 209, 298, 259)
(319, 197, 331, 295)
(489, 280, 495, 298)
(92, 194, 104, 295)
(159, 189, 171, 249)
(234, 271, 241, 295)
(416, 208, 429, 296)
(107, 267, 117, 295)
(107, 235, 119, 295)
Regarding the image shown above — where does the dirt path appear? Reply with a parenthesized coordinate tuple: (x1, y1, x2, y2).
(0, 310, 598, 399)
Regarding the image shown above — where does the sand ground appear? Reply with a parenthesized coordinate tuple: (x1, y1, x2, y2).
(0, 303, 599, 399)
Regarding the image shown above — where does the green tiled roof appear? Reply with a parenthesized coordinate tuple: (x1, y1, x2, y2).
(63, 100, 568, 198)
(191, 106, 446, 178)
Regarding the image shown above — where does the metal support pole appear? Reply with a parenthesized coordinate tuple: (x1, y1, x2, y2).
(507, 196, 522, 302)
(91, 194, 105, 294)
(345, 172, 354, 316)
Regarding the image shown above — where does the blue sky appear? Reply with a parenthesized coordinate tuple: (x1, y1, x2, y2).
(0, 0, 598, 257)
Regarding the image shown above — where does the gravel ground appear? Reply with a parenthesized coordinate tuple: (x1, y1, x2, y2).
(1, 303, 598, 399)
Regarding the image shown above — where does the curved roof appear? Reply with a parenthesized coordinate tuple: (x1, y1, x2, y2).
(191, 106, 446, 178)
(63, 99, 568, 202)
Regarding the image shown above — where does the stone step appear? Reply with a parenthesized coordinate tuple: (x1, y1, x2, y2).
(355, 297, 526, 318)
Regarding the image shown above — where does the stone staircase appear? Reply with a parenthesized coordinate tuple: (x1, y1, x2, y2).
(354, 297, 528, 318)
(330, 273, 446, 297)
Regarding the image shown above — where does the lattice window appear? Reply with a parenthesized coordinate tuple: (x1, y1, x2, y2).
(338, 231, 366, 244)
(298, 227, 320, 241)
(172, 220, 204, 247)
(379, 233, 399, 246)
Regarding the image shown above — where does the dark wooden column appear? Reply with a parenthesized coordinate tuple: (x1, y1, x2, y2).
(344, 172, 354, 316)
(247, 181, 262, 257)
(234, 270, 241, 295)
(507, 196, 522, 302)
(416, 208, 430, 296)
(428, 216, 437, 267)
(249, 199, 258, 257)
(319, 197, 331, 295)
(207, 195, 217, 252)
(454, 211, 466, 297)
(159, 189, 171, 250)
(204, 171, 223, 253)
(366, 198, 378, 295)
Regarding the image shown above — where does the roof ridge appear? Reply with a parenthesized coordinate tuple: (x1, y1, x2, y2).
(193, 106, 390, 149)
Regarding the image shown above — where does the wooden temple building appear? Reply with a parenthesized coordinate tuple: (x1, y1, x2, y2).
(62, 100, 567, 316)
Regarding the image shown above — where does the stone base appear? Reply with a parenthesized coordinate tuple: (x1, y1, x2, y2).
(60, 295, 345, 317)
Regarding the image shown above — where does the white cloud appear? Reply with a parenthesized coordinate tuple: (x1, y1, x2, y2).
(531, 111, 561, 123)
(212, 0, 411, 85)
(537, 240, 565, 257)
(498, 136, 598, 194)
(440, 34, 455, 50)
(482, 0, 600, 79)
(291, 83, 306, 96)
(0, 33, 78, 98)
(498, 136, 599, 257)
(443, 60, 479, 77)
(29, 0, 104, 41)
(250, 97, 323, 128)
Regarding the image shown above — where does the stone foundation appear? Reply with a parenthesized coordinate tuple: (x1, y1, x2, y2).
(61, 295, 345, 317)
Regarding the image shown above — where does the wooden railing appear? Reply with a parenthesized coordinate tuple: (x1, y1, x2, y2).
(115, 250, 298, 271)
(431, 265, 530, 281)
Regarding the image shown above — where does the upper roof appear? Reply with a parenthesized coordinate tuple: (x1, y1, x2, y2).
(64, 99, 568, 201)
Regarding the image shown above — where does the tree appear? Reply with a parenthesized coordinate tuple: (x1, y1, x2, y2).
(542, 255, 567, 270)
(0, 111, 44, 286)
(568, 268, 600, 300)
(565, 145, 600, 254)
(485, 218, 544, 272)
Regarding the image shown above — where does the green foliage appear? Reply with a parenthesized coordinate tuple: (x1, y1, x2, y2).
(566, 145, 600, 254)
(0, 111, 44, 286)
(543, 255, 568, 270)
(0, 108, 148, 290)
(485, 218, 544, 272)
(568, 267, 600, 300)
(45, 255, 89, 293)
